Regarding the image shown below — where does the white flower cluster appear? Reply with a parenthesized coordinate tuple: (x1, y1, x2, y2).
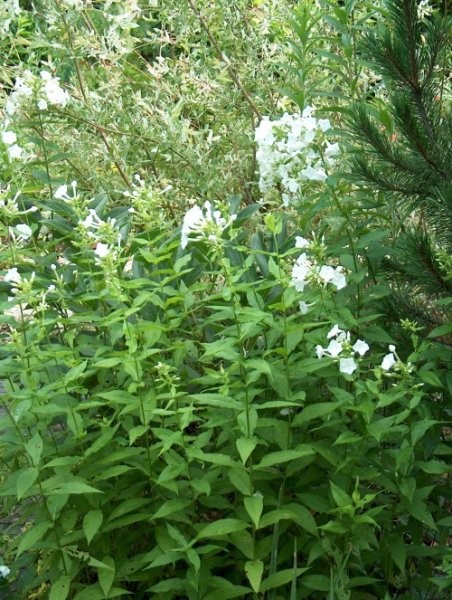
(255, 107, 340, 206)
(316, 325, 370, 376)
(1, 129, 23, 160)
(2, 70, 70, 161)
(2, 268, 55, 323)
(291, 236, 346, 293)
(79, 208, 120, 263)
(417, 0, 434, 20)
(181, 201, 237, 250)
(38, 71, 70, 110)
(5, 69, 70, 117)
(0, 0, 20, 38)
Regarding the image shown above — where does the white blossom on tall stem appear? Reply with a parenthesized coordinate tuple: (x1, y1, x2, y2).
(181, 201, 236, 249)
(316, 325, 370, 377)
(255, 106, 339, 206)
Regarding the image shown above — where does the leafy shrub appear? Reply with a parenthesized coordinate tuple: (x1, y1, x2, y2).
(0, 1, 450, 599)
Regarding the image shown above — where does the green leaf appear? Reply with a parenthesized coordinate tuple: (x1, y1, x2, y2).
(94, 358, 123, 368)
(189, 393, 241, 410)
(330, 482, 352, 507)
(260, 568, 309, 592)
(244, 495, 263, 528)
(16, 467, 39, 500)
(236, 438, 256, 464)
(228, 467, 251, 496)
(201, 339, 241, 361)
(152, 499, 192, 520)
(146, 551, 184, 569)
(255, 448, 314, 469)
(188, 448, 236, 466)
(64, 361, 88, 384)
(17, 522, 52, 557)
(285, 503, 317, 536)
(196, 519, 248, 540)
(49, 576, 71, 600)
(409, 498, 438, 531)
(148, 578, 187, 593)
(333, 431, 362, 445)
(361, 325, 395, 344)
(411, 420, 438, 446)
(245, 560, 264, 593)
(83, 509, 103, 545)
(292, 403, 341, 426)
(128, 425, 148, 445)
(98, 556, 115, 598)
(259, 506, 317, 536)
(418, 370, 443, 388)
(388, 535, 406, 574)
(44, 457, 82, 468)
(302, 574, 331, 591)
(25, 432, 43, 466)
(428, 323, 452, 338)
(202, 579, 252, 600)
(416, 460, 449, 475)
(88, 557, 115, 571)
(50, 482, 104, 495)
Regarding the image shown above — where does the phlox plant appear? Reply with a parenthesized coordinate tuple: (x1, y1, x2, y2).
(0, 176, 450, 599)
(0, 1, 450, 599)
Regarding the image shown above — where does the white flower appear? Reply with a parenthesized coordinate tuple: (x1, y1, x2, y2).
(81, 211, 95, 229)
(330, 266, 347, 290)
(318, 118, 331, 132)
(300, 164, 327, 182)
(180, 201, 236, 249)
(315, 344, 325, 359)
(339, 357, 357, 375)
(94, 243, 111, 259)
(325, 142, 340, 158)
(352, 339, 369, 357)
(417, 0, 433, 20)
(325, 339, 343, 358)
(37, 98, 48, 110)
(4, 267, 22, 284)
(181, 205, 203, 249)
(319, 265, 335, 285)
(40, 71, 70, 107)
(291, 253, 313, 292)
(15, 223, 32, 240)
(298, 300, 313, 314)
(327, 324, 343, 339)
(381, 352, 396, 371)
(295, 236, 310, 249)
(2, 131, 17, 145)
(389, 344, 396, 353)
(54, 184, 69, 200)
(123, 257, 134, 273)
(319, 265, 347, 290)
(7, 144, 23, 160)
(0, 565, 10, 578)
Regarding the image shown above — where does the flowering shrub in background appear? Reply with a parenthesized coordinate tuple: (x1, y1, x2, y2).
(0, 1, 450, 599)
(255, 107, 340, 206)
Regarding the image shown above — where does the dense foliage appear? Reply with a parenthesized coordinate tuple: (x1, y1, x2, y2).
(0, 1, 450, 599)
